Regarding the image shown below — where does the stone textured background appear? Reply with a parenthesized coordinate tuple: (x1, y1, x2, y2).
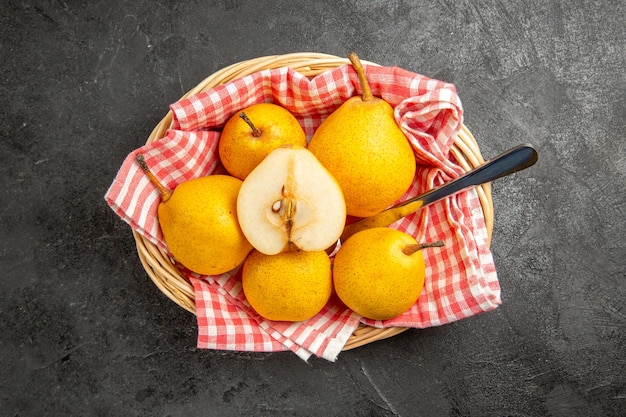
(1, 1, 624, 416)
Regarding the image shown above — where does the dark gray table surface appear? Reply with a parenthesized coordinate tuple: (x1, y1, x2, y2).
(1, 1, 624, 416)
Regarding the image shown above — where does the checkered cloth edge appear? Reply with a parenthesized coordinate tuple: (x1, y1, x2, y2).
(105, 63, 500, 361)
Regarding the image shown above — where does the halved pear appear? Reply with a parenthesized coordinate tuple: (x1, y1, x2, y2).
(237, 146, 346, 255)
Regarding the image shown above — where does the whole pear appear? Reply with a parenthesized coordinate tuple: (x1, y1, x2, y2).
(219, 102, 307, 180)
(308, 52, 416, 218)
(242, 249, 332, 322)
(332, 227, 443, 321)
(136, 154, 253, 275)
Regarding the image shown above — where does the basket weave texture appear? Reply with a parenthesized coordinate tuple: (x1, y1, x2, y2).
(133, 52, 493, 351)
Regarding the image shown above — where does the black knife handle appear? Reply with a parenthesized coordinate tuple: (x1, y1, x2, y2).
(399, 144, 539, 209)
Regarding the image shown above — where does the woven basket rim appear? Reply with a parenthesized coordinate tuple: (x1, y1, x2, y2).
(134, 52, 494, 351)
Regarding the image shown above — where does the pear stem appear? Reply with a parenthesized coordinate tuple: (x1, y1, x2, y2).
(136, 154, 172, 202)
(402, 240, 445, 256)
(348, 52, 373, 102)
(239, 112, 262, 137)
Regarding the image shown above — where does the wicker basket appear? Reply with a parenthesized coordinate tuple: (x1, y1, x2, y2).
(133, 52, 494, 351)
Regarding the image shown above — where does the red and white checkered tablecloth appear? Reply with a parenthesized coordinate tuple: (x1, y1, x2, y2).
(105, 62, 500, 361)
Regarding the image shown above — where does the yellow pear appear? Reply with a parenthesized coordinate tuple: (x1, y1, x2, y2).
(218, 102, 307, 180)
(136, 154, 253, 275)
(332, 227, 443, 321)
(242, 249, 332, 322)
(308, 52, 416, 218)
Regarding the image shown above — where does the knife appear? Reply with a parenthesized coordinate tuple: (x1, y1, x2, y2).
(339, 143, 539, 243)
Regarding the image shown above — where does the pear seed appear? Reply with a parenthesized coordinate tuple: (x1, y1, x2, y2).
(271, 200, 283, 213)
